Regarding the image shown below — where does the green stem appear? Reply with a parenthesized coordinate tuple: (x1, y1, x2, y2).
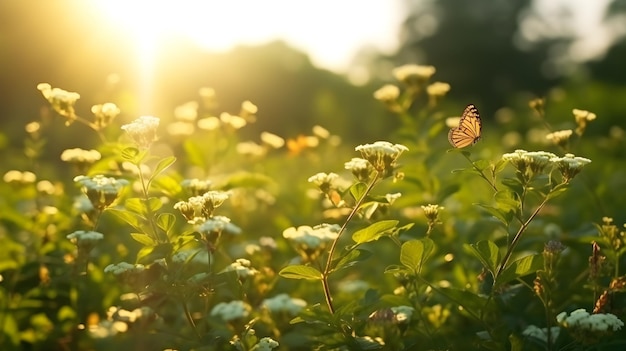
(137, 166, 167, 243)
(460, 152, 498, 192)
(321, 173, 380, 314)
(496, 195, 551, 280)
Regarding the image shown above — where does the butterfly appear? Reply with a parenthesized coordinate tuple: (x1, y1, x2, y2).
(448, 104, 482, 148)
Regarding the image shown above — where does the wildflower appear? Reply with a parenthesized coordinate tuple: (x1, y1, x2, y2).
(543, 240, 565, 272)
(283, 224, 340, 261)
(74, 175, 129, 210)
(220, 112, 247, 129)
(174, 101, 198, 121)
(427, 82, 451, 106)
(196, 216, 241, 252)
(3, 170, 37, 185)
(121, 116, 160, 149)
(197, 116, 221, 131)
(36, 180, 58, 195)
(557, 309, 624, 344)
(550, 153, 591, 183)
(312, 125, 330, 139)
(250, 337, 279, 351)
(597, 217, 626, 252)
(262, 294, 307, 315)
(286, 135, 319, 154)
(308, 172, 339, 193)
(60, 148, 102, 166)
(104, 262, 145, 275)
(180, 178, 212, 196)
(391, 305, 415, 324)
(522, 325, 560, 343)
(588, 241, 605, 283)
(338, 279, 369, 293)
(91, 102, 121, 128)
(25, 121, 41, 135)
(385, 192, 402, 205)
(355, 141, 408, 178)
(210, 300, 251, 321)
(260, 132, 285, 148)
(529, 98, 545, 116)
(221, 258, 259, 279)
(67, 230, 104, 251)
(345, 157, 373, 182)
(525, 151, 557, 175)
(240, 100, 258, 122)
(37, 83, 80, 124)
(392, 64, 436, 85)
(237, 141, 266, 157)
(174, 190, 231, 221)
(546, 129, 573, 147)
(422, 204, 443, 223)
(573, 109, 596, 136)
(373, 84, 400, 104)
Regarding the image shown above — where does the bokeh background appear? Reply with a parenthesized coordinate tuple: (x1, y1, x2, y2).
(1, 0, 626, 218)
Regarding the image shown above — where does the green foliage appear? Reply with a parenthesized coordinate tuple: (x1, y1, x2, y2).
(1, 66, 626, 351)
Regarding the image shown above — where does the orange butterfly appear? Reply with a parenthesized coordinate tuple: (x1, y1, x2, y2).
(448, 104, 482, 148)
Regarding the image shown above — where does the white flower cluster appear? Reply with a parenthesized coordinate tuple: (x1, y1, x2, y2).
(522, 325, 560, 343)
(307, 172, 339, 187)
(104, 262, 145, 275)
(196, 216, 241, 235)
(66, 230, 104, 247)
(210, 300, 251, 321)
(260, 131, 285, 149)
(60, 148, 102, 164)
(262, 293, 307, 315)
(250, 337, 279, 351)
(426, 82, 451, 97)
(355, 141, 408, 174)
(373, 84, 400, 103)
(392, 64, 436, 83)
(557, 309, 623, 332)
(3, 170, 37, 184)
(391, 305, 415, 324)
(91, 102, 121, 127)
(74, 175, 129, 195)
(222, 258, 259, 279)
(283, 224, 340, 250)
(121, 116, 160, 148)
(180, 178, 212, 196)
(174, 190, 232, 222)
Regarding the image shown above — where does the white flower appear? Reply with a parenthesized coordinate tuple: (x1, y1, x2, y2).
(210, 300, 251, 321)
(222, 258, 259, 279)
(260, 132, 285, 148)
(283, 224, 340, 249)
(426, 81, 451, 97)
(174, 101, 199, 121)
(197, 116, 221, 131)
(391, 306, 415, 324)
(67, 230, 104, 247)
(60, 148, 102, 164)
(220, 112, 247, 129)
(307, 172, 339, 187)
(392, 64, 436, 83)
(262, 294, 307, 315)
(104, 262, 145, 275)
(250, 337, 279, 351)
(121, 116, 160, 148)
(373, 84, 400, 103)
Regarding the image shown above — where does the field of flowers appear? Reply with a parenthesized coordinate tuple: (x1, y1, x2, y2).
(0, 65, 625, 350)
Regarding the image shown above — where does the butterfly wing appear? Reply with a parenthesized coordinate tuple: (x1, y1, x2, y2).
(448, 104, 482, 148)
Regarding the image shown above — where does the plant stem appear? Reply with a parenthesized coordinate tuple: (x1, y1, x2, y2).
(321, 173, 380, 314)
(460, 152, 498, 192)
(496, 195, 551, 279)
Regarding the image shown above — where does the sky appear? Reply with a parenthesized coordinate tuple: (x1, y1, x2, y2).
(93, 0, 405, 72)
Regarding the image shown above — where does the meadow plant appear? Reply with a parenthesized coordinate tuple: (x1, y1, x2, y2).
(0, 69, 625, 351)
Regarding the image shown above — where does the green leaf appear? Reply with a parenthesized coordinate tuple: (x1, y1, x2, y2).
(332, 249, 372, 272)
(501, 177, 523, 195)
(125, 197, 162, 215)
(352, 220, 398, 244)
(125, 198, 147, 215)
(476, 204, 513, 227)
(137, 243, 173, 264)
(435, 286, 492, 320)
(279, 265, 322, 280)
(467, 240, 500, 276)
(400, 238, 435, 274)
(496, 254, 544, 288)
(106, 208, 144, 230)
(157, 213, 176, 235)
(546, 185, 569, 201)
(151, 156, 176, 181)
(349, 182, 367, 202)
(436, 183, 461, 203)
(494, 189, 520, 214)
(121, 147, 140, 161)
(130, 233, 156, 246)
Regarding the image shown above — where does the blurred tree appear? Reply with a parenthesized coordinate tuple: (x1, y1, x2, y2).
(383, 0, 568, 116)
